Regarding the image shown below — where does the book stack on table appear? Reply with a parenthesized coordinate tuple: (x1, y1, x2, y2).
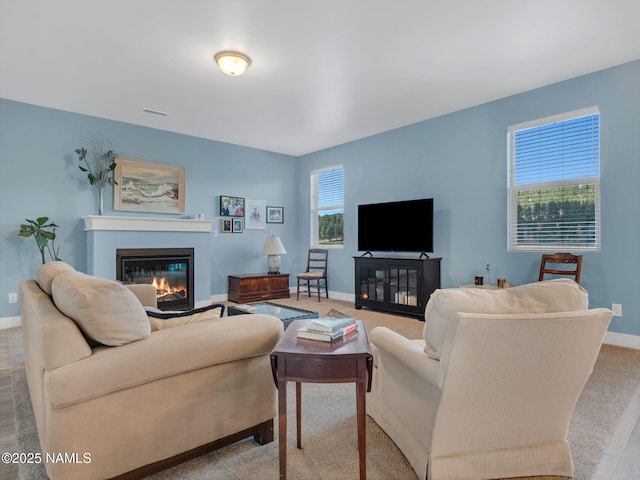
(296, 314, 357, 342)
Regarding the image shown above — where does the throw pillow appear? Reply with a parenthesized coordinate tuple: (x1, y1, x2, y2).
(146, 304, 227, 331)
(36, 261, 76, 296)
(51, 271, 151, 346)
(423, 279, 588, 360)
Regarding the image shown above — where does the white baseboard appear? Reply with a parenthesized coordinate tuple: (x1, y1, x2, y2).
(604, 331, 640, 350)
(325, 291, 355, 303)
(286, 287, 355, 303)
(210, 294, 227, 303)
(0, 316, 21, 330)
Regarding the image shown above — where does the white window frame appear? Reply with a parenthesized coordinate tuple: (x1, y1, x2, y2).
(310, 165, 344, 249)
(507, 106, 601, 252)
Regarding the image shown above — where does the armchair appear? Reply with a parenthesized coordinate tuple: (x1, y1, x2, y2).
(367, 280, 612, 480)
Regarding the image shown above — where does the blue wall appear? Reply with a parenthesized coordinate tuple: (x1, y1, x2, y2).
(0, 99, 297, 318)
(2, 59, 640, 339)
(296, 60, 640, 338)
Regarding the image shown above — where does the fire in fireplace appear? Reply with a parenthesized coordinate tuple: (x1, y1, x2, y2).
(116, 248, 194, 311)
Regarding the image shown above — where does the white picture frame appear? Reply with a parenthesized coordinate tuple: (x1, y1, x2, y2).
(245, 199, 266, 229)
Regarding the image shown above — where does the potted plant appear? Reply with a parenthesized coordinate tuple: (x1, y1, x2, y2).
(75, 138, 117, 215)
(18, 217, 61, 264)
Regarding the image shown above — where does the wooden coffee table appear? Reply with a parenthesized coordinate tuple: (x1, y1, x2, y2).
(270, 319, 373, 480)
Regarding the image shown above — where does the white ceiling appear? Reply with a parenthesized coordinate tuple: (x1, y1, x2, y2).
(2, 0, 640, 157)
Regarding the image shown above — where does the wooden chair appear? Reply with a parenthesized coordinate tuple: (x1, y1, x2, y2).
(297, 249, 329, 301)
(538, 252, 583, 283)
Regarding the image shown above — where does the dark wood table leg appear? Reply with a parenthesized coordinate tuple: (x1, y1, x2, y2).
(278, 378, 287, 480)
(296, 382, 302, 449)
(357, 359, 367, 480)
(271, 320, 372, 480)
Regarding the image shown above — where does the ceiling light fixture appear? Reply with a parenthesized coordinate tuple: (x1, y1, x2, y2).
(214, 51, 251, 76)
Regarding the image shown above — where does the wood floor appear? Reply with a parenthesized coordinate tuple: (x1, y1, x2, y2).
(0, 323, 638, 480)
(0, 327, 22, 480)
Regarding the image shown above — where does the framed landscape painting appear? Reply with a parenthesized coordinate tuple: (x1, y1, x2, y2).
(114, 157, 185, 214)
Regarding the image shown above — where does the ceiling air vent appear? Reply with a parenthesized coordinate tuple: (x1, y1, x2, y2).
(142, 108, 169, 117)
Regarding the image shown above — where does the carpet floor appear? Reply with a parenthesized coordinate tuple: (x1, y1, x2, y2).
(13, 297, 640, 480)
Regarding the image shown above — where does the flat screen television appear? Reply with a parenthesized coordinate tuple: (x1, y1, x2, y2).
(358, 198, 433, 254)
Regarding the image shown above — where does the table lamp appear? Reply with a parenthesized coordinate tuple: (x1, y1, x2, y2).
(262, 236, 286, 274)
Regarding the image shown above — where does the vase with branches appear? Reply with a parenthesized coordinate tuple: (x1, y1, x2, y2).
(75, 138, 117, 215)
(18, 217, 61, 264)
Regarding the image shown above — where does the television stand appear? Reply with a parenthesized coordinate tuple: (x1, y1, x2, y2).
(419, 252, 430, 259)
(360, 251, 373, 257)
(354, 256, 441, 319)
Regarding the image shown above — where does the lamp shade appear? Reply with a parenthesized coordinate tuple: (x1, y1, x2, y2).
(262, 236, 286, 255)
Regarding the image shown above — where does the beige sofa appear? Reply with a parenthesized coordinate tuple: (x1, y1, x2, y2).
(19, 262, 284, 480)
(367, 279, 613, 480)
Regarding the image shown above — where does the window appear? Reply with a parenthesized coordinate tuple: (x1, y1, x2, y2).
(507, 107, 600, 252)
(310, 166, 344, 247)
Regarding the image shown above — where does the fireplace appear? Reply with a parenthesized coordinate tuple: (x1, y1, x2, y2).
(116, 248, 194, 311)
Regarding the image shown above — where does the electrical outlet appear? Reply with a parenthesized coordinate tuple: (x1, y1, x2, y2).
(8, 293, 17, 304)
(612, 303, 622, 317)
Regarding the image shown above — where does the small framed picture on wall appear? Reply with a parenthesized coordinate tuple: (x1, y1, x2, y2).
(246, 199, 266, 229)
(232, 218, 244, 233)
(220, 196, 245, 217)
(221, 218, 232, 233)
(266, 206, 284, 224)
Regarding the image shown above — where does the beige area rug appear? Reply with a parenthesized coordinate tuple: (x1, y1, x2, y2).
(14, 297, 640, 480)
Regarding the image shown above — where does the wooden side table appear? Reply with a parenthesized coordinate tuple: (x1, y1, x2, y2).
(270, 319, 373, 480)
(228, 273, 290, 303)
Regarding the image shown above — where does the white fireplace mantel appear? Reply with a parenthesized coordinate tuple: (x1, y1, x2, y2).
(84, 215, 213, 233)
(84, 215, 212, 303)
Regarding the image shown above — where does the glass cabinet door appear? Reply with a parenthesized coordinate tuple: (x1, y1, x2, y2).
(388, 268, 418, 306)
(358, 267, 386, 302)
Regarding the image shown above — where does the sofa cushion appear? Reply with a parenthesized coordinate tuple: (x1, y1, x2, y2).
(51, 271, 150, 346)
(36, 261, 76, 296)
(146, 304, 227, 331)
(423, 279, 588, 360)
(124, 283, 157, 308)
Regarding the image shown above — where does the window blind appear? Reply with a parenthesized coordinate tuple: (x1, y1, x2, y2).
(311, 166, 344, 247)
(507, 107, 601, 252)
